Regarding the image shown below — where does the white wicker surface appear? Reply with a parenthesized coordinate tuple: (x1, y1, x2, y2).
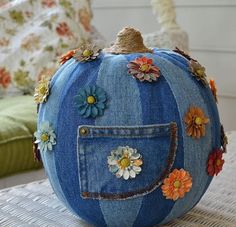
(0, 132, 236, 227)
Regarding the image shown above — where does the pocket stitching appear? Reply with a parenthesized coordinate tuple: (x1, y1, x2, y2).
(79, 122, 178, 200)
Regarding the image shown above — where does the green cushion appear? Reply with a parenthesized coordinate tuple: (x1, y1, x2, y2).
(0, 95, 42, 178)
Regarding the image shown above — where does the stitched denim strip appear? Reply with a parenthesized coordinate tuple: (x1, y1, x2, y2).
(39, 59, 77, 213)
(156, 54, 213, 224)
(79, 123, 173, 138)
(126, 52, 185, 226)
(55, 55, 107, 225)
(95, 55, 143, 227)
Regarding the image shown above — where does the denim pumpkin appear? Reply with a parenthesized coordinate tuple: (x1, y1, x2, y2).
(37, 28, 221, 227)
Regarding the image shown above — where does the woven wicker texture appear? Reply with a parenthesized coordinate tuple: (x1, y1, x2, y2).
(0, 132, 236, 227)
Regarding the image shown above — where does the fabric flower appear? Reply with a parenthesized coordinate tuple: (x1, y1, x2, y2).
(34, 75, 50, 104)
(75, 85, 107, 118)
(209, 79, 218, 103)
(207, 149, 225, 176)
(161, 168, 192, 201)
(189, 60, 208, 86)
(220, 124, 228, 153)
(34, 121, 56, 153)
(127, 56, 160, 82)
(73, 44, 100, 62)
(59, 48, 78, 65)
(184, 106, 209, 139)
(107, 146, 143, 180)
(0, 67, 11, 89)
(173, 47, 196, 61)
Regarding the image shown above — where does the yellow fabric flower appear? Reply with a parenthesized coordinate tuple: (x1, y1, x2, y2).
(34, 75, 50, 104)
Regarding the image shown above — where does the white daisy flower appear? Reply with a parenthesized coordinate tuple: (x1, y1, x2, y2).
(34, 121, 56, 153)
(107, 146, 143, 180)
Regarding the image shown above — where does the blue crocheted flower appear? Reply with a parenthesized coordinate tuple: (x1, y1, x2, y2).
(34, 121, 56, 153)
(75, 85, 107, 118)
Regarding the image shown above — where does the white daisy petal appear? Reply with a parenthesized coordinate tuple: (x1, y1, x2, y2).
(47, 142, 52, 151)
(108, 158, 117, 165)
(131, 153, 141, 159)
(116, 169, 124, 178)
(123, 169, 130, 180)
(132, 166, 142, 173)
(129, 169, 136, 178)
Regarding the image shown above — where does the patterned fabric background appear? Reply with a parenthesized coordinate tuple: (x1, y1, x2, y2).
(0, 0, 104, 97)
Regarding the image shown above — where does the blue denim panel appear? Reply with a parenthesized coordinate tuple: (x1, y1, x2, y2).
(124, 53, 185, 225)
(95, 55, 143, 227)
(78, 123, 175, 197)
(54, 55, 107, 226)
(38, 59, 78, 212)
(185, 74, 221, 211)
(156, 49, 190, 68)
(156, 52, 220, 199)
(156, 57, 212, 224)
(167, 52, 220, 212)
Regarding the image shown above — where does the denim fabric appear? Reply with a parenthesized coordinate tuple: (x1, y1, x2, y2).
(54, 54, 107, 226)
(78, 123, 176, 198)
(155, 55, 213, 224)
(38, 49, 221, 227)
(95, 55, 144, 226)
(125, 53, 184, 226)
(38, 59, 77, 213)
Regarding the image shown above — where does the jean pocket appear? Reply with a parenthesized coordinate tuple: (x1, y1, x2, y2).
(77, 122, 178, 200)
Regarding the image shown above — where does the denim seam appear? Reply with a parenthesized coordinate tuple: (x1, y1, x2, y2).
(79, 122, 178, 200)
(78, 122, 176, 138)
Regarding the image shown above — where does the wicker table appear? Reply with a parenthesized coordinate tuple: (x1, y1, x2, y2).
(1, 132, 236, 227)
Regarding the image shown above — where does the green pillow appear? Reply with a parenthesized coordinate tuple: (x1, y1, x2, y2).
(0, 95, 42, 178)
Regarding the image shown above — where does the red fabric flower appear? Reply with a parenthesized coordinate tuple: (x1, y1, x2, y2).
(0, 67, 11, 89)
(207, 149, 224, 176)
(127, 56, 160, 82)
(56, 22, 73, 38)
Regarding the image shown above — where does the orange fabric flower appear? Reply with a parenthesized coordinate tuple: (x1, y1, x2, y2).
(0, 67, 11, 89)
(184, 106, 209, 139)
(127, 56, 160, 82)
(161, 169, 192, 201)
(59, 49, 78, 65)
(207, 149, 224, 176)
(209, 79, 218, 103)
